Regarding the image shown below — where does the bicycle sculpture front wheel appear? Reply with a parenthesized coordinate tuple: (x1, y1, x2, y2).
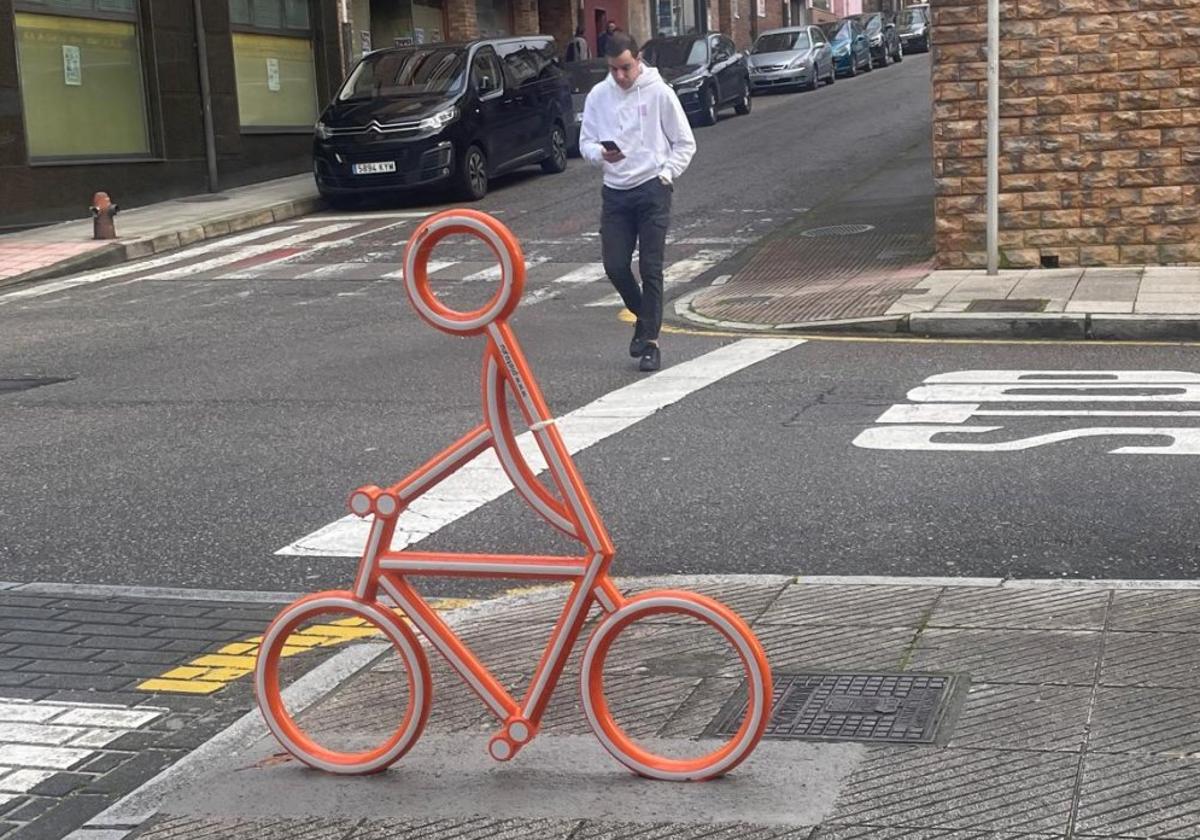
(580, 590, 772, 781)
(255, 590, 431, 775)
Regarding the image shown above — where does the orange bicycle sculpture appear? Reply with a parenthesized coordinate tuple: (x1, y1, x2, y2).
(255, 209, 772, 781)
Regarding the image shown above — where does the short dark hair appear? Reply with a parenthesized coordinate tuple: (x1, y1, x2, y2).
(604, 31, 638, 58)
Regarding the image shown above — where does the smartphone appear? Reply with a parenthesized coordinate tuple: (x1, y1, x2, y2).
(600, 140, 622, 153)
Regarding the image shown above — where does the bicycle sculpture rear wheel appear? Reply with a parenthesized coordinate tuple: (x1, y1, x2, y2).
(580, 590, 772, 781)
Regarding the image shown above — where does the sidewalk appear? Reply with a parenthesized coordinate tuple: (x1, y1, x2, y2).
(681, 245, 1200, 342)
(67, 574, 1200, 840)
(0, 175, 321, 290)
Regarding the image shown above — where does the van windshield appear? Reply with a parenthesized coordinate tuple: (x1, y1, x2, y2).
(338, 48, 467, 100)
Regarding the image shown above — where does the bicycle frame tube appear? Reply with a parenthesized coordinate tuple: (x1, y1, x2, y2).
(379, 570, 626, 727)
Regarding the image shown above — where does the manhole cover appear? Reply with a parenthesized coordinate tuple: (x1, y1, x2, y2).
(0, 377, 71, 394)
(708, 672, 964, 744)
(801, 224, 875, 238)
(966, 298, 1048, 313)
(177, 194, 231, 203)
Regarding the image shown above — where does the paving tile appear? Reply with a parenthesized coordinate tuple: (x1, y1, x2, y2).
(756, 585, 938, 628)
(927, 589, 1109, 631)
(948, 683, 1091, 753)
(753, 625, 916, 673)
(1075, 753, 1200, 838)
(1101, 631, 1200, 688)
(909, 629, 1102, 685)
(1108, 590, 1200, 632)
(1089, 685, 1200, 756)
(828, 746, 1076, 833)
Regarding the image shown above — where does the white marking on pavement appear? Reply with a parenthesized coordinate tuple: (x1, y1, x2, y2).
(586, 250, 733, 307)
(144, 224, 360, 280)
(381, 260, 456, 280)
(0, 227, 298, 302)
(0, 700, 167, 792)
(278, 338, 806, 556)
(3, 581, 303, 603)
(463, 255, 549, 283)
(857, 370, 1200, 455)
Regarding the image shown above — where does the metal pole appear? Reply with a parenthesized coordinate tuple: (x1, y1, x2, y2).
(986, 0, 999, 274)
(194, 0, 219, 193)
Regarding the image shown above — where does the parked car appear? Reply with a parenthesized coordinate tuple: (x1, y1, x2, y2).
(747, 26, 835, 92)
(641, 33, 752, 126)
(313, 36, 573, 204)
(896, 6, 931, 52)
(857, 12, 903, 66)
(560, 58, 609, 155)
(819, 19, 872, 77)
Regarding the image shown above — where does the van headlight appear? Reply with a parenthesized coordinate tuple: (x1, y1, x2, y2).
(315, 120, 333, 140)
(419, 107, 458, 131)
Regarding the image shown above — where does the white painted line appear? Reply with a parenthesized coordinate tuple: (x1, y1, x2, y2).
(381, 260, 456, 280)
(551, 263, 608, 285)
(586, 251, 733, 307)
(66, 640, 390, 840)
(278, 338, 807, 556)
(463, 255, 549, 283)
(0, 227, 298, 302)
(797, 575, 1005, 588)
(144, 224, 360, 280)
(7, 581, 303, 603)
(792, 574, 1200, 591)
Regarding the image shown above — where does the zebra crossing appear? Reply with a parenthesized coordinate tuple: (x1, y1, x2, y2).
(0, 214, 740, 311)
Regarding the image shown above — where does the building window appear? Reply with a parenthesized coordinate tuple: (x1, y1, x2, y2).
(368, 0, 445, 47)
(652, 0, 702, 36)
(13, 2, 150, 160)
(229, 0, 319, 130)
(475, 0, 512, 37)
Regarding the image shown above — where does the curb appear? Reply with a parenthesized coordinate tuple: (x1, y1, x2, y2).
(676, 293, 1200, 342)
(0, 195, 323, 291)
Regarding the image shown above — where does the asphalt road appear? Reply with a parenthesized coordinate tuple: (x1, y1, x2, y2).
(4, 54, 1200, 600)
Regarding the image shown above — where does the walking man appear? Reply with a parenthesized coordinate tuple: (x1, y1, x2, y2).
(596, 21, 618, 61)
(579, 32, 696, 372)
(566, 24, 589, 61)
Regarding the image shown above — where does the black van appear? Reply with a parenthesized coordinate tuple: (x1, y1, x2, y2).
(313, 36, 574, 203)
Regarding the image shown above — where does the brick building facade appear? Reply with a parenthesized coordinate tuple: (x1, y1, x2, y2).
(930, 0, 1200, 268)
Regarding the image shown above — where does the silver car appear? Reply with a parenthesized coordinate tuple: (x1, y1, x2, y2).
(747, 26, 836, 92)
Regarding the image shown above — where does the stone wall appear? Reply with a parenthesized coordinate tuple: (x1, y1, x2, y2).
(930, 0, 1200, 268)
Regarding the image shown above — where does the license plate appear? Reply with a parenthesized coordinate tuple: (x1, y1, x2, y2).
(352, 161, 397, 175)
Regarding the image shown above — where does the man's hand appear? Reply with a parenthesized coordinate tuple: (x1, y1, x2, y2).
(601, 148, 625, 163)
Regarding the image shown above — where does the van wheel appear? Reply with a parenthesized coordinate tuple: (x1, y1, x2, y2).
(541, 123, 568, 174)
(456, 144, 488, 201)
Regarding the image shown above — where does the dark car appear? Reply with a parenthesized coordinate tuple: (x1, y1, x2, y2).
(857, 12, 903, 66)
(896, 6, 930, 52)
(313, 36, 573, 204)
(561, 58, 610, 154)
(819, 19, 872, 77)
(641, 33, 752, 126)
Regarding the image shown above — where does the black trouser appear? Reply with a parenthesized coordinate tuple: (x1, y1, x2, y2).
(601, 178, 672, 342)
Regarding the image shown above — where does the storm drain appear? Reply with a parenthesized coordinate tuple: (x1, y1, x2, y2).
(0, 377, 71, 394)
(966, 298, 1048, 313)
(708, 672, 964, 745)
(800, 224, 876, 238)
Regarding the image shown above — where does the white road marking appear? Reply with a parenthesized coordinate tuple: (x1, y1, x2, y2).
(0, 700, 167, 793)
(586, 250, 733, 307)
(0, 226, 299, 302)
(462, 255, 549, 283)
(278, 338, 806, 556)
(144, 224, 360, 280)
(856, 370, 1200, 455)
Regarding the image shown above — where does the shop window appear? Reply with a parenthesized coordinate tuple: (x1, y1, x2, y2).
(229, 0, 319, 130)
(474, 0, 511, 37)
(13, 3, 150, 159)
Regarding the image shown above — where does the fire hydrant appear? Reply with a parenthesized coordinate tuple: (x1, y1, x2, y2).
(90, 192, 118, 240)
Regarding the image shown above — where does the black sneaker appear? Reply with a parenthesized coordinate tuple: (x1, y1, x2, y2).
(638, 344, 661, 372)
(629, 320, 648, 358)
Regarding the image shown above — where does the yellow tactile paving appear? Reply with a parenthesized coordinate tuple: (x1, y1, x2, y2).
(137, 596, 477, 696)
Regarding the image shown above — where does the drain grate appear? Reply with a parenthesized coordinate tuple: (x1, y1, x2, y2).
(801, 224, 876, 238)
(0, 377, 71, 394)
(708, 672, 964, 744)
(966, 298, 1048, 313)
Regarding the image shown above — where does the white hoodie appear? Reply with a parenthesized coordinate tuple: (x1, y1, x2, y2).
(579, 64, 697, 190)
